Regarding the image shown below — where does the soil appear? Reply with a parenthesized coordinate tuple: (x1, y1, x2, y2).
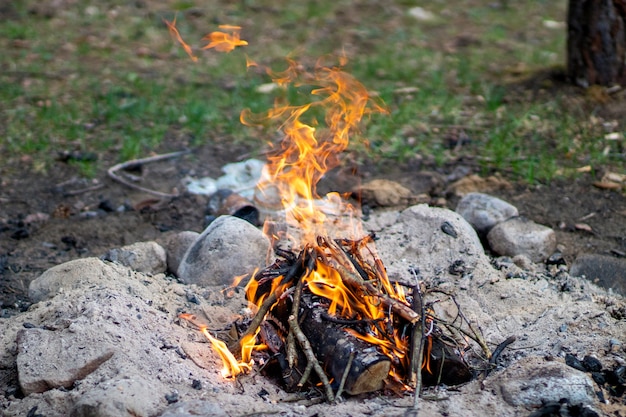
(1, 139, 625, 315)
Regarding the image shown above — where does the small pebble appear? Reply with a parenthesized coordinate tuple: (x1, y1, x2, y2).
(609, 339, 622, 353)
(582, 356, 603, 373)
(192, 379, 202, 390)
(165, 391, 179, 404)
(186, 292, 200, 304)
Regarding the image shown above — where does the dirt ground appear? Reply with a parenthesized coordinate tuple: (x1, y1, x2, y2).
(1, 137, 625, 315)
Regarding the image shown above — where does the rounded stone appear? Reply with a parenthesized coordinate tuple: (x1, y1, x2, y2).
(28, 258, 153, 303)
(487, 217, 557, 263)
(493, 356, 596, 408)
(101, 241, 167, 275)
(455, 192, 519, 235)
(369, 204, 492, 285)
(160, 231, 201, 276)
(570, 254, 626, 296)
(177, 215, 270, 287)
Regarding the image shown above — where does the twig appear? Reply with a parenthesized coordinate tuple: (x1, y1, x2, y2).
(288, 278, 305, 368)
(229, 292, 278, 354)
(428, 289, 492, 359)
(335, 350, 355, 399)
(411, 284, 426, 411)
(297, 362, 314, 387)
(288, 314, 335, 402)
(318, 237, 420, 323)
(484, 335, 516, 377)
(63, 183, 106, 196)
(107, 150, 190, 198)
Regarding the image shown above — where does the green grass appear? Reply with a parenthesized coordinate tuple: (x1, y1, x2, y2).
(0, 0, 623, 183)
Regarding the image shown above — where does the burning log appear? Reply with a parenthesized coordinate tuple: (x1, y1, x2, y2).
(296, 293, 391, 395)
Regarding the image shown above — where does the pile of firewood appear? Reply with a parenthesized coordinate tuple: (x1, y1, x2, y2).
(226, 235, 490, 401)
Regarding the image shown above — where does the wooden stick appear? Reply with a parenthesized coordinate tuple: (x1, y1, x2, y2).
(317, 237, 420, 323)
(107, 150, 189, 198)
(288, 314, 335, 402)
(229, 292, 278, 354)
(335, 350, 355, 399)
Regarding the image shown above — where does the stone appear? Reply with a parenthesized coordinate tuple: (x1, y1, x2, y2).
(492, 356, 597, 408)
(367, 204, 492, 286)
(16, 328, 115, 395)
(28, 258, 153, 303)
(446, 174, 512, 196)
(160, 231, 201, 276)
(177, 215, 270, 287)
(487, 217, 557, 263)
(101, 241, 167, 275)
(159, 400, 226, 417)
(71, 376, 163, 417)
(455, 192, 518, 235)
(570, 254, 626, 296)
(354, 179, 419, 207)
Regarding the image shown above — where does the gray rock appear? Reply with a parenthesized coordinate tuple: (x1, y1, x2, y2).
(487, 217, 556, 263)
(493, 356, 597, 408)
(16, 328, 114, 395)
(455, 192, 518, 235)
(28, 258, 153, 303)
(160, 231, 201, 276)
(368, 204, 492, 285)
(101, 241, 167, 275)
(159, 400, 226, 417)
(71, 376, 163, 417)
(570, 254, 626, 296)
(177, 215, 270, 287)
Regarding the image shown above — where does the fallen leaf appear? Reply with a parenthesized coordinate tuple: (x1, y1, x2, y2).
(593, 181, 622, 190)
(574, 223, 593, 233)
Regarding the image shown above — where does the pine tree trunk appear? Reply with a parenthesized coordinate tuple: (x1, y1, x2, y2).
(567, 0, 626, 87)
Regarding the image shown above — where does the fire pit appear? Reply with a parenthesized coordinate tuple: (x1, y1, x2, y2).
(1, 23, 624, 417)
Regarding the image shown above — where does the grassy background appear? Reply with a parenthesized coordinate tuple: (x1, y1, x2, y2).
(0, 0, 623, 183)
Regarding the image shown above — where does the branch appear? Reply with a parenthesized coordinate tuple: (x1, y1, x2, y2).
(107, 150, 190, 198)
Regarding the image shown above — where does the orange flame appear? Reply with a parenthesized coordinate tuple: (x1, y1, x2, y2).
(179, 313, 257, 379)
(242, 58, 387, 245)
(163, 16, 198, 62)
(202, 25, 248, 53)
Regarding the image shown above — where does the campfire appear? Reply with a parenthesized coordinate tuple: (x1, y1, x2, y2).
(166, 24, 495, 402)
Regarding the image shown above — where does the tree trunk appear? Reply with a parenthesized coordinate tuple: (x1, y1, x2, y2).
(567, 0, 626, 87)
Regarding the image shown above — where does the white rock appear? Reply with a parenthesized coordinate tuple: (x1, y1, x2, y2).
(491, 356, 597, 408)
(455, 192, 518, 235)
(71, 375, 164, 417)
(101, 241, 167, 275)
(487, 217, 556, 263)
(368, 204, 492, 286)
(28, 258, 154, 303)
(16, 328, 115, 395)
(177, 216, 270, 287)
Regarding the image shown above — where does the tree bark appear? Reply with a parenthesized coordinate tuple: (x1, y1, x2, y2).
(567, 0, 626, 87)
